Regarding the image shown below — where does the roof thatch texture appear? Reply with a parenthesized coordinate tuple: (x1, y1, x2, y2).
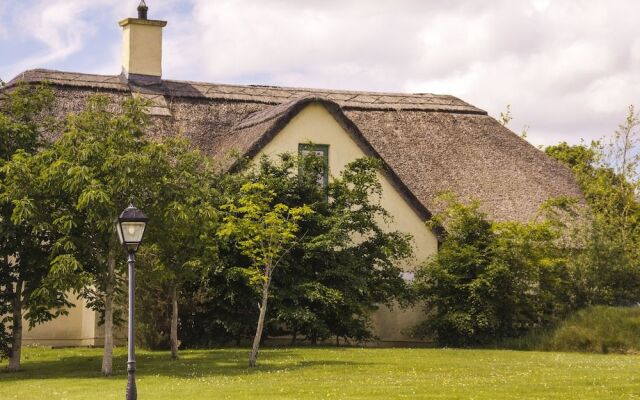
(5, 69, 583, 223)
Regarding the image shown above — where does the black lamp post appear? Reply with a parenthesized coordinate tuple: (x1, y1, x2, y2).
(116, 204, 149, 400)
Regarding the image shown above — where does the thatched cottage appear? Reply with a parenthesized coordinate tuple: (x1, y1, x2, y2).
(7, 6, 582, 346)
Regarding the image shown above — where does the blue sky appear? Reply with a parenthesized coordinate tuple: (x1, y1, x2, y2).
(1, 0, 638, 146)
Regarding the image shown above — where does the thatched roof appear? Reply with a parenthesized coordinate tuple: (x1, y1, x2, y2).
(6, 69, 583, 223)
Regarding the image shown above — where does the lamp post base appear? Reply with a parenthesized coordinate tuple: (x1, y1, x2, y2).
(126, 361, 137, 400)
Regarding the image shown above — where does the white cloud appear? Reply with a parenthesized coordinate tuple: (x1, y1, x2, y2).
(4, 0, 112, 77)
(531, 0, 552, 13)
(158, 0, 640, 145)
(2, 0, 639, 146)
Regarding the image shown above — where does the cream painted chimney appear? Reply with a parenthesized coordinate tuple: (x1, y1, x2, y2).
(119, 1, 167, 82)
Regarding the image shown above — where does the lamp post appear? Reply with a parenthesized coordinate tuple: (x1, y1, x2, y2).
(116, 204, 149, 400)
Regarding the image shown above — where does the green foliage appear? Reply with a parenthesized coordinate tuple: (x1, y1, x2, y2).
(545, 107, 640, 306)
(416, 106, 640, 347)
(2, 93, 232, 362)
(1, 93, 176, 374)
(2, 95, 157, 324)
(218, 181, 312, 287)
(0, 83, 53, 160)
(183, 153, 413, 347)
(0, 321, 9, 360)
(134, 136, 221, 351)
(413, 194, 572, 346)
(542, 306, 640, 354)
(273, 155, 413, 344)
(506, 306, 640, 354)
(499, 104, 512, 126)
(141, 158, 255, 348)
(498, 104, 529, 138)
(0, 82, 64, 362)
(219, 174, 314, 365)
(135, 275, 171, 350)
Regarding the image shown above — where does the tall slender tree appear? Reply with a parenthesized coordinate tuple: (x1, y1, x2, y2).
(137, 136, 220, 360)
(218, 180, 312, 367)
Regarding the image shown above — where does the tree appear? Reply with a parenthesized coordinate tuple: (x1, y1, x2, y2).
(413, 195, 572, 346)
(218, 180, 312, 367)
(0, 83, 72, 371)
(179, 153, 413, 348)
(3, 94, 157, 375)
(545, 107, 640, 305)
(607, 106, 640, 247)
(269, 155, 413, 344)
(136, 136, 220, 359)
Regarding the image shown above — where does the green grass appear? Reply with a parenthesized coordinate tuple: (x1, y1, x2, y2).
(505, 306, 640, 354)
(1, 346, 639, 399)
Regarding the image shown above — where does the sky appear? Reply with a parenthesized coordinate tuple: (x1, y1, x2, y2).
(1, 0, 638, 146)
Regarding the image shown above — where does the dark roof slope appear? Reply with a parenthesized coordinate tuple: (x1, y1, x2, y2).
(5, 69, 583, 223)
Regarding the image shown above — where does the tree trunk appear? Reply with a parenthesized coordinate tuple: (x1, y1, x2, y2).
(170, 285, 179, 360)
(290, 329, 297, 346)
(8, 280, 23, 372)
(101, 251, 116, 376)
(249, 279, 270, 368)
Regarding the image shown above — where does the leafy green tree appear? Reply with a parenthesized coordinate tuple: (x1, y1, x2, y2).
(413, 195, 571, 346)
(162, 162, 256, 349)
(0, 83, 70, 371)
(3, 95, 157, 375)
(5, 93, 229, 366)
(269, 155, 413, 344)
(218, 180, 312, 367)
(546, 106, 640, 305)
(178, 155, 317, 349)
(180, 153, 413, 348)
(135, 136, 220, 359)
(177, 249, 261, 348)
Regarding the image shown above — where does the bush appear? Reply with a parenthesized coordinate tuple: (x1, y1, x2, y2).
(413, 195, 575, 346)
(546, 132, 640, 307)
(515, 306, 640, 354)
(135, 276, 171, 350)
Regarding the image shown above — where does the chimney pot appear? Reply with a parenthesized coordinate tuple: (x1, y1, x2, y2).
(137, 0, 148, 20)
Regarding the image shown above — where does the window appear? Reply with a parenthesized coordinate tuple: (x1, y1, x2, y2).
(298, 143, 329, 189)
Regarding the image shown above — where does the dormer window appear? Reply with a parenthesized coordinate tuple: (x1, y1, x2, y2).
(298, 143, 329, 189)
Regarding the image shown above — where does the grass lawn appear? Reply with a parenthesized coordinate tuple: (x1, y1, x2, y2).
(1, 346, 639, 399)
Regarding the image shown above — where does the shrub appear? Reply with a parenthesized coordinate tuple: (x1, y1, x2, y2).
(413, 195, 574, 346)
(532, 306, 640, 354)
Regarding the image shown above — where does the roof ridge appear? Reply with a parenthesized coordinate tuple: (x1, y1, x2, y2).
(164, 76, 458, 99)
(6, 68, 119, 84)
(6, 68, 487, 114)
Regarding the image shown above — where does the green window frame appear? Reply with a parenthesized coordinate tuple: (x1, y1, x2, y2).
(298, 143, 329, 189)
